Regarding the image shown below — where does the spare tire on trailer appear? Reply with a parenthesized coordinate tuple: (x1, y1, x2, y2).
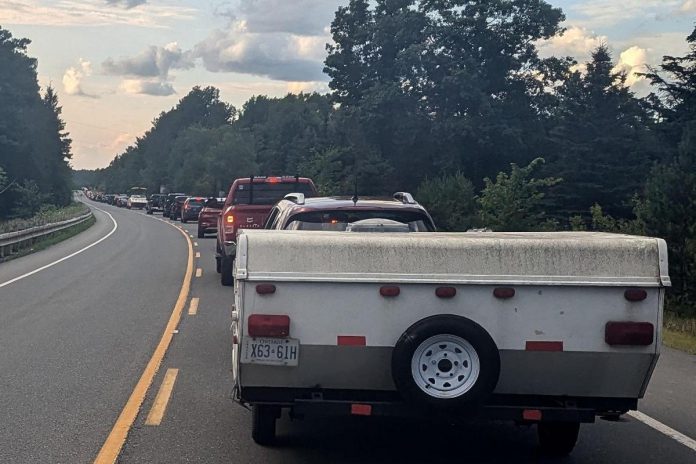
(391, 315, 500, 409)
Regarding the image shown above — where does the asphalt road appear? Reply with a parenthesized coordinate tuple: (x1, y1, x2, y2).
(1, 197, 695, 463)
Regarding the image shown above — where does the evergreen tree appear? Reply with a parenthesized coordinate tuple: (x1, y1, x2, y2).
(544, 46, 658, 220)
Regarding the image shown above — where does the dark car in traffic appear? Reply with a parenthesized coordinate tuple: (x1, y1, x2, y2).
(181, 196, 206, 223)
(146, 194, 165, 215)
(197, 197, 225, 238)
(162, 193, 186, 218)
(264, 192, 436, 232)
(169, 195, 188, 220)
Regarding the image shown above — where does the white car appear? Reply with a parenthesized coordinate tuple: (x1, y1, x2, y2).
(127, 195, 148, 209)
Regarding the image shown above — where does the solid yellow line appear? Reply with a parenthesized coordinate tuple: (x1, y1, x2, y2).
(195, 252, 200, 258)
(188, 297, 199, 316)
(93, 218, 193, 464)
(196, 268, 202, 278)
(144, 368, 179, 426)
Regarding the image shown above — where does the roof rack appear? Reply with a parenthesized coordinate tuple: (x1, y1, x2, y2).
(284, 192, 306, 205)
(393, 192, 416, 204)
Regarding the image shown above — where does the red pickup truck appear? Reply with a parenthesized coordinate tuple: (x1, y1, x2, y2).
(216, 176, 317, 285)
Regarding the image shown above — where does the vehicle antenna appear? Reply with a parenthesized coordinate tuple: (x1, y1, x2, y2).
(352, 176, 359, 205)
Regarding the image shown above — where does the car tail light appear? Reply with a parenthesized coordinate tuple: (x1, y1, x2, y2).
(267, 177, 281, 183)
(248, 314, 290, 338)
(605, 321, 654, 346)
(380, 285, 400, 297)
(624, 288, 647, 301)
(223, 212, 235, 234)
(493, 287, 515, 299)
(256, 284, 276, 295)
(435, 286, 456, 298)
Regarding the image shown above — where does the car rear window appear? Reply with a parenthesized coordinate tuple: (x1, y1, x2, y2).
(188, 198, 205, 205)
(284, 210, 434, 232)
(232, 182, 315, 205)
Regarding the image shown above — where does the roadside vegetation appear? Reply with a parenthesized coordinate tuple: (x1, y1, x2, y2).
(0, 203, 89, 234)
(0, 214, 95, 263)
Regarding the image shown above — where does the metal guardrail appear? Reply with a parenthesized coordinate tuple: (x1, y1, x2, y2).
(0, 211, 93, 259)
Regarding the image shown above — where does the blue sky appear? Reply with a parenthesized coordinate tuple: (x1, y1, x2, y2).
(1, 0, 694, 169)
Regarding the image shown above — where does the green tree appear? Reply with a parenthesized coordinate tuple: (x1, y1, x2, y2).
(640, 122, 696, 310)
(478, 158, 560, 231)
(416, 172, 478, 231)
(0, 27, 74, 218)
(544, 45, 658, 220)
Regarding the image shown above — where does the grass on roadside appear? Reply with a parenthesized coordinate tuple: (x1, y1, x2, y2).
(0, 203, 90, 234)
(0, 215, 95, 263)
(662, 311, 696, 355)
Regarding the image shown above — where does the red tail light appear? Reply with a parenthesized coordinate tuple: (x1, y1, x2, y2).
(380, 285, 400, 297)
(624, 288, 647, 302)
(435, 287, 456, 298)
(493, 287, 515, 299)
(605, 321, 654, 346)
(248, 314, 290, 338)
(256, 284, 276, 295)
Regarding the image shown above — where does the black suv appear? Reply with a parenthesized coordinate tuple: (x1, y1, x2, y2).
(146, 194, 165, 215)
(162, 193, 186, 218)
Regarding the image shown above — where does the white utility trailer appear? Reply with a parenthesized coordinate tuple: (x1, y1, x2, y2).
(231, 230, 670, 455)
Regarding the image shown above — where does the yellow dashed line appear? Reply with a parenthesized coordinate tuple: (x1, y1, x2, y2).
(94, 220, 193, 464)
(188, 297, 199, 316)
(144, 369, 179, 426)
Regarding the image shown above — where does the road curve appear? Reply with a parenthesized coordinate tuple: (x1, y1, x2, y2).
(0, 200, 189, 463)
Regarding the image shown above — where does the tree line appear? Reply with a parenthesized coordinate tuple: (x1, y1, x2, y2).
(0, 27, 73, 220)
(84, 2, 696, 313)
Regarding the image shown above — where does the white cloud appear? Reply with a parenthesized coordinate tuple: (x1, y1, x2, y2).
(613, 46, 649, 87)
(121, 79, 176, 96)
(0, 0, 196, 28)
(103, 42, 194, 78)
(193, 29, 328, 81)
(538, 26, 607, 62)
(62, 59, 95, 97)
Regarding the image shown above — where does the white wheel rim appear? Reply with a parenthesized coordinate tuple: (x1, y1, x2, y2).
(411, 334, 480, 399)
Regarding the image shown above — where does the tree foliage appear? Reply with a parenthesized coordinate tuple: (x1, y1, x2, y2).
(478, 158, 560, 231)
(416, 172, 478, 231)
(0, 26, 73, 219)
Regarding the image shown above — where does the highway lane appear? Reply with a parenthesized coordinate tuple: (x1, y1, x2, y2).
(0, 201, 189, 463)
(119, 210, 696, 464)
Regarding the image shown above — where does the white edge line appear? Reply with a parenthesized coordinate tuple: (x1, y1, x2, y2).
(0, 204, 118, 289)
(628, 410, 696, 452)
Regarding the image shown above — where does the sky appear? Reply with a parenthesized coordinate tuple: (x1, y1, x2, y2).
(1, 0, 694, 170)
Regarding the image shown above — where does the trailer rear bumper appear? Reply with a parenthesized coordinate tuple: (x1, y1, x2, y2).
(240, 387, 637, 423)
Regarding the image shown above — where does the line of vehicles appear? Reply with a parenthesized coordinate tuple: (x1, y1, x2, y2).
(84, 176, 670, 457)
